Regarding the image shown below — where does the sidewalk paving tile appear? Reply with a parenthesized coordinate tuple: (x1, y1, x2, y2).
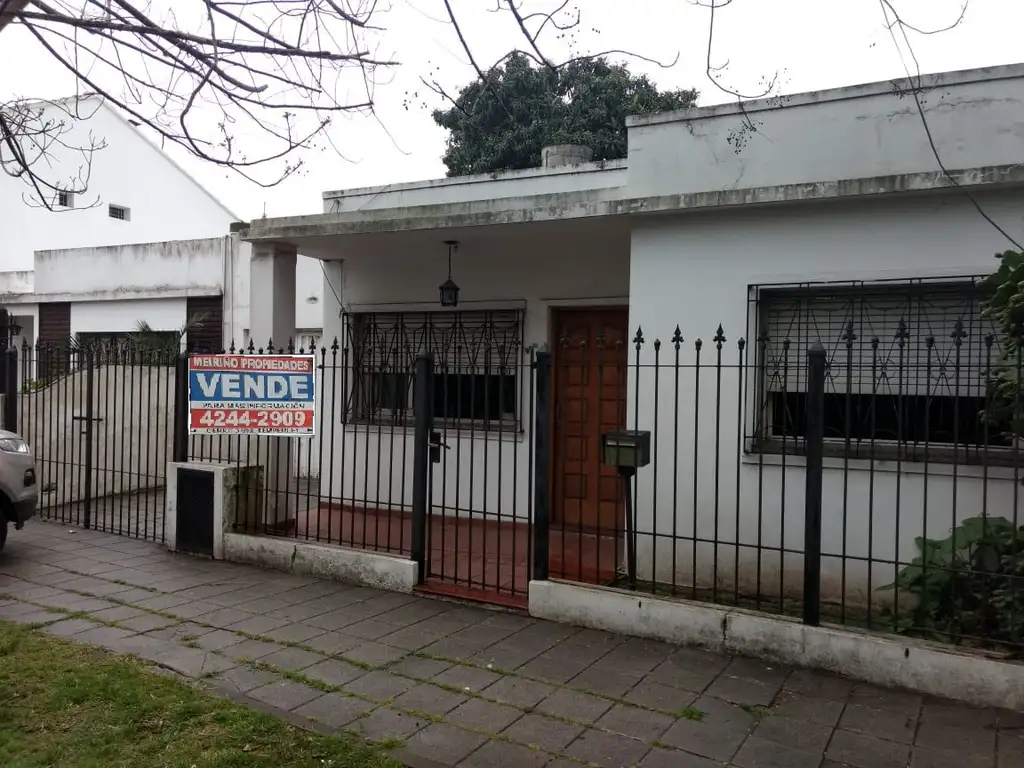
(402, 723, 489, 765)
(294, 692, 369, 730)
(348, 708, 426, 741)
(456, 740, 551, 768)
(446, 698, 523, 732)
(247, 679, 324, 711)
(4, 521, 1018, 768)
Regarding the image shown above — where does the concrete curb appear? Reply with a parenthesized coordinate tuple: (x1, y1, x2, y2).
(222, 532, 417, 593)
(529, 579, 1024, 713)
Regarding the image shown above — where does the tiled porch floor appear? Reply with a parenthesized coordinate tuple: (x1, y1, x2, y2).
(293, 504, 621, 607)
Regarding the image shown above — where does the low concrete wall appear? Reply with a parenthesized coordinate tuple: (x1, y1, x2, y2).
(166, 461, 263, 559)
(529, 579, 1024, 713)
(223, 532, 417, 593)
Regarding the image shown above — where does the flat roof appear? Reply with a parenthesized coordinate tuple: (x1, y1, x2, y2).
(627, 63, 1024, 127)
(245, 164, 1024, 246)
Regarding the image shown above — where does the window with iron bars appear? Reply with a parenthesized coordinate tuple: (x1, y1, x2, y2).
(750, 277, 1009, 463)
(345, 310, 525, 430)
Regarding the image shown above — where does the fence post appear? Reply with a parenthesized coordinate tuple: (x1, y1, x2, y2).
(83, 347, 96, 530)
(0, 308, 8, 398)
(410, 354, 434, 584)
(532, 350, 552, 581)
(173, 353, 189, 464)
(3, 347, 16, 433)
(803, 341, 826, 627)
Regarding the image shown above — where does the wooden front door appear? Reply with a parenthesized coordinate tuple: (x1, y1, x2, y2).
(552, 308, 629, 531)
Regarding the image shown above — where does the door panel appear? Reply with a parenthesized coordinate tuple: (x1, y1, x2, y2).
(552, 308, 629, 531)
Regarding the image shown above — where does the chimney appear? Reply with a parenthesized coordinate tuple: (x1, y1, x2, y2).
(541, 144, 594, 169)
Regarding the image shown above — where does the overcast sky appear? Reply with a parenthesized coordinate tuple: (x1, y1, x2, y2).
(2, 0, 1021, 221)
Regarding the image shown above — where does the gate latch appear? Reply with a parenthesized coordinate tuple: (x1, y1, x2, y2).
(429, 430, 449, 464)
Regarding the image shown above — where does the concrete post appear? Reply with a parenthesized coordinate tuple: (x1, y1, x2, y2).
(321, 260, 344, 345)
(320, 259, 343, 493)
(250, 242, 298, 528)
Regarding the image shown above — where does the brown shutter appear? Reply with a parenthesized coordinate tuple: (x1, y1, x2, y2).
(185, 295, 223, 352)
(37, 302, 71, 380)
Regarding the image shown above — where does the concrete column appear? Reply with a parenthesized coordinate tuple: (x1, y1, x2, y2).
(249, 242, 297, 350)
(249, 242, 297, 529)
(319, 259, 344, 494)
(321, 260, 344, 346)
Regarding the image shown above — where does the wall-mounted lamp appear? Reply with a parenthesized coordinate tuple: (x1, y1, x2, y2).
(439, 240, 460, 308)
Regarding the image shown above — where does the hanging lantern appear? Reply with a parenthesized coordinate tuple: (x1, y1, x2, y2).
(439, 240, 460, 307)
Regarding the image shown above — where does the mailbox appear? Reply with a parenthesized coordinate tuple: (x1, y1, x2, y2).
(602, 430, 651, 471)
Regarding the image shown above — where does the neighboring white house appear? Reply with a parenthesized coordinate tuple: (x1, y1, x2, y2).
(0, 95, 324, 354)
(239, 63, 1024, 609)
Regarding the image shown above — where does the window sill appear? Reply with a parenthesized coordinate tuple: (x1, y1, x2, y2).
(341, 421, 526, 443)
(743, 439, 1023, 480)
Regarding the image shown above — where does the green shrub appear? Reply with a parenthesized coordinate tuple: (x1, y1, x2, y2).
(881, 516, 1024, 651)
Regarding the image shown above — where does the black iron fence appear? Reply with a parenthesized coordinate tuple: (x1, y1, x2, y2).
(536, 310, 1024, 656)
(171, 310, 1023, 652)
(183, 314, 539, 604)
(14, 341, 175, 541)
(16, 297, 1014, 653)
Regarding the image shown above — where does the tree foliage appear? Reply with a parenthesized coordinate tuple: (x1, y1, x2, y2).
(432, 52, 697, 176)
(982, 250, 1024, 437)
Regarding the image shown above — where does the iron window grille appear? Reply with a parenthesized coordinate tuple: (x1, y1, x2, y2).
(56, 190, 74, 208)
(108, 204, 130, 220)
(749, 277, 1010, 463)
(344, 309, 525, 431)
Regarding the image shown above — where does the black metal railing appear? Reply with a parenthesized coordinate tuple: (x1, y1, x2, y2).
(538, 320, 1023, 655)
(173, 307, 1023, 652)
(183, 328, 538, 603)
(16, 341, 176, 541)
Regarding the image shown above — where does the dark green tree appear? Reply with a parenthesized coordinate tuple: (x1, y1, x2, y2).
(982, 250, 1024, 437)
(432, 53, 698, 176)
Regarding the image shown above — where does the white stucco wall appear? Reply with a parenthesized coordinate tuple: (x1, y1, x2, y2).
(34, 238, 227, 302)
(0, 97, 239, 274)
(229, 244, 323, 349)
(0, 270, 34, 296)
(627, 65, 1024, 199)
(627, 190, 1024, 606)
(0, 234, 322, 352)
(322, 161, 626, 214)
(320, 221, 630, 519)
(71, 298, 187, 335)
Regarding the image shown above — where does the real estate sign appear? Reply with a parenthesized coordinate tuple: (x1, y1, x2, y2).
(188, 354, 316, 436)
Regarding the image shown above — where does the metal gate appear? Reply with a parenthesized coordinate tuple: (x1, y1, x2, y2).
(19, 342, 175, 541)
(411, 347, 542, 608)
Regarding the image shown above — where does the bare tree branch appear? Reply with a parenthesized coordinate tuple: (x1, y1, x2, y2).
(1, 0, 395, 208)
(3, 0, 670, 210)
(415, 1, 677, 124)
(875, 0, 1020, 249)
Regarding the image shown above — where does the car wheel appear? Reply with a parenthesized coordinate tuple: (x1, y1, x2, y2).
(0, 518, 6, 552)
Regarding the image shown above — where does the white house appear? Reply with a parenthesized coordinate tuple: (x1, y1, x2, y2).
(238, 64, 1024, 612)
(0, 94, 324, 355)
